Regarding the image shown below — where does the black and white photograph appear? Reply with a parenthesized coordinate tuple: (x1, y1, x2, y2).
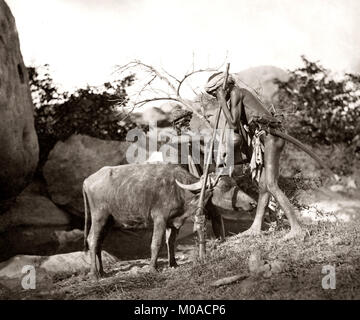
(0, 0, 360, 304)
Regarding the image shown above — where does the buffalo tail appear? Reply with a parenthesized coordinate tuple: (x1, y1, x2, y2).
(83, 185, 91, 252)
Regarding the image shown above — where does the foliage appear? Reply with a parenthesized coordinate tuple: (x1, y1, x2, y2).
(275, 56, 360, 145)
(28, 64, 68, 107)
(28, 65, 137, 168)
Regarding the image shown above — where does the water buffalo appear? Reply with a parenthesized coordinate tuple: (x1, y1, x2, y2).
(83, 163, 256, 278)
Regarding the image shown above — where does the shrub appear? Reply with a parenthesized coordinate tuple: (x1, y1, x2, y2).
(28, 64, 138, 168)
(274, 56, 360, 145)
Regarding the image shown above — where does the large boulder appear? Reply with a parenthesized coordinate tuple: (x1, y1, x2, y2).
(0, 251, 117, 292)
(0, 1, 39, 208)
(0, 183, 72, 233)
(0, 251, 117, 279)
(0, 178, 75, 262)
(0, 227, 84, 262)
(43, 134, 132, 216)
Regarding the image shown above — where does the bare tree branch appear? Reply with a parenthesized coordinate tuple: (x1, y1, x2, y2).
(176, 68, 218, 97)
(176, 56, 228, 97)
(161, 67, 181, 84)
(135, 74, 157, 100)
(114, 58, 226, 129)
(130, 60, 178, 93)
(134, 97, 182, 107)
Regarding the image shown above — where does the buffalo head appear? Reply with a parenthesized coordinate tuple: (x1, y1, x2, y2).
(176, 173, 257, 215)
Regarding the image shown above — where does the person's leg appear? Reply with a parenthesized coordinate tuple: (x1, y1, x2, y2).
(242, 171, 270, 236)
(263, 134, 303, 239)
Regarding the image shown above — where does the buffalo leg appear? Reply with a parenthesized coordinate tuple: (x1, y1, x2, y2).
(95, 217, 113, 277)
(263, 134, 303, 239)
(211, 212, 226, 241)
(88, 224, 99, 279)
(88, 212, 108, 279)
(166, 227, 179, 267)
(149, 217, 166, 271)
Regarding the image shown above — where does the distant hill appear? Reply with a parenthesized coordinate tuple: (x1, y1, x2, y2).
(233, 65, 289, 105)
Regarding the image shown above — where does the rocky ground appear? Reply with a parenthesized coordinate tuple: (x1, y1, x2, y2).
(1, 181, 359, 300)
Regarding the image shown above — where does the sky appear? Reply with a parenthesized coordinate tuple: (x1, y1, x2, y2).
(6, 0, 360, 95)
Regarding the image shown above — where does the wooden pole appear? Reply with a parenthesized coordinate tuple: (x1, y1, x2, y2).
(196, 63, 230, 261)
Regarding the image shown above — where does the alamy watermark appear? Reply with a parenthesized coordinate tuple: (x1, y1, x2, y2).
(21, 265, 36, 290)
(321, 265, 336, 289)
(125, 122, 237, 174)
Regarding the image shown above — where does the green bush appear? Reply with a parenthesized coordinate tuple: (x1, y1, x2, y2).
(274, 56, 360, 145)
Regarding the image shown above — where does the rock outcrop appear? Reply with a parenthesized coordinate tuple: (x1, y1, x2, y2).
(0, 227, 84, 262)
(0, 251, 118, 291)
(0, 182, 72, 233)
(0, 0, 39, 208)
(43, 135, 131, 215)
(0, 178, 75, 262)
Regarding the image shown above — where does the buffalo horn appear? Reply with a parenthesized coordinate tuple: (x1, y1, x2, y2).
(175, 179, 203, 191)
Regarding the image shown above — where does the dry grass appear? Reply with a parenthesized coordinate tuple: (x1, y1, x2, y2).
(37, 216, 359, 300)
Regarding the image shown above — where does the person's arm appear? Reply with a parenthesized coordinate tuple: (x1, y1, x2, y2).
(215, 87, 237, 129)
(240, 88, 281, 126)
(230, 88, 241, 123)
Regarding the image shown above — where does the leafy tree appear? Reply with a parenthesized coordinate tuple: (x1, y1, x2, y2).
(28, 65, 137, 169)
(275, 56, 360, 145)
